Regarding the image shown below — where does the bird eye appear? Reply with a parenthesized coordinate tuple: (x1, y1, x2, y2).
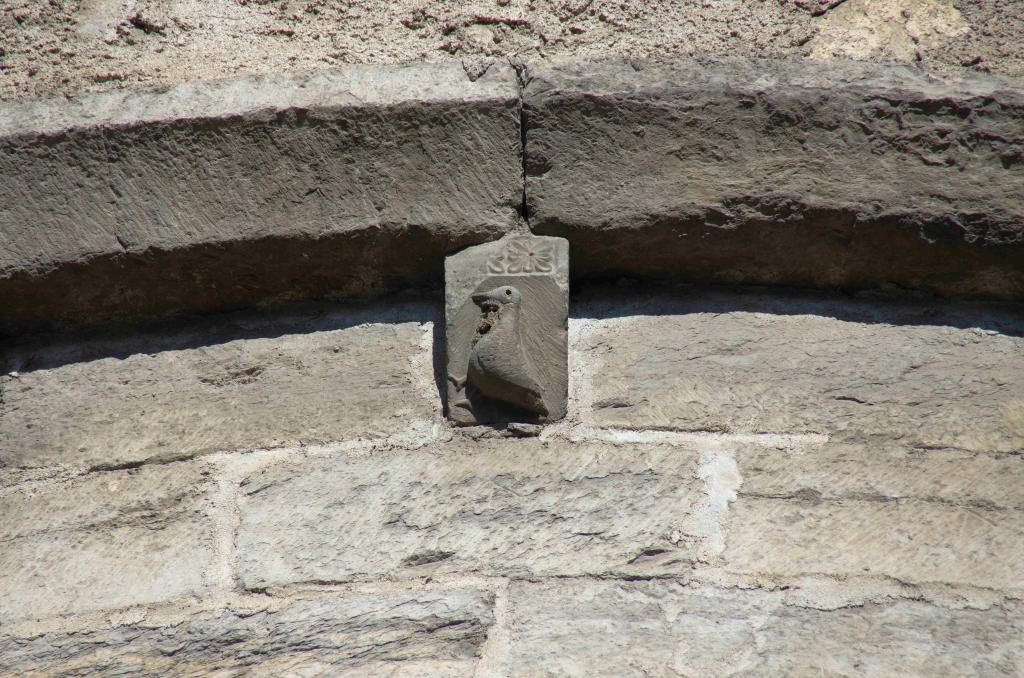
(505, 289, 512, 295)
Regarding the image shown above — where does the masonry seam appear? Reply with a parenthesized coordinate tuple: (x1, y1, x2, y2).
(509, 57, 531, 229)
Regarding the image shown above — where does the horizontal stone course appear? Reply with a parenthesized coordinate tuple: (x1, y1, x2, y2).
(501, 580, 1024, 676)
(0, 301, 436, 473)
(724, 496, 1024, 590)
(236, 438, 710, 588)
(0, 587, 493, 676)
(4, 58, 1024, 335)
(577, 290, 1024, 452)
(236, 427, 1024, 591)
(0, 461, 216, 622)
(0, 63, 521, 335)
(736, 442, 1024, 510)
(525, 57, 1024, 299)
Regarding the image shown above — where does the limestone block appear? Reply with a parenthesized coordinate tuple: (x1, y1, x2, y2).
(501, 580, 1024, 676)
(724, 497, 1024, 590)
(0, 302, 436, 472)
(525, 58, 1024, 298)
(737, 441, 1024, 510)
(578, 291, 1024, 452)
(0, 63, 521, 334)
(236, 439, 709, 588)
(0, 588, 493, 676)
(725, 438, 1024, 590)
(0, 461, 216, 622)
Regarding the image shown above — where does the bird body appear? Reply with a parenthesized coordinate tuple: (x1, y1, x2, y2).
(465, 285, 548, 416)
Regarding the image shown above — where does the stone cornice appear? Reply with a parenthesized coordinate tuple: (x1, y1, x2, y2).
(2, 58, 1022, 336)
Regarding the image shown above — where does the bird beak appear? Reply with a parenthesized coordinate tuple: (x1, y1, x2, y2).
(472, 289, 503, 308)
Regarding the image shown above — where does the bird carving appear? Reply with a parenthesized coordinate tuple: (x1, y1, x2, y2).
(459, 285, 548, 417)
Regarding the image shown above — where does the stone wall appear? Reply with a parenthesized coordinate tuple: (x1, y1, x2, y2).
(2, 8, 1022, 671)
(3, 0, 1023, 101)
(2, 287, 1021, 675)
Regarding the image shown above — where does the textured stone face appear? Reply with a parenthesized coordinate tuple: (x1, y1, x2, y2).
(445, 234, 570, 425)
(0, 301, 437, 474)
(0, 461, 217, 622)
(577, 291, 1024, 453)
(0, 63, 521, 334)
(725, 494, 1023, 589)
(525, 58, 1024, 298)
(235, 439, 708, 588)
(500, 580, 1024, 676)
(2, 286, 1022, 673)
(0, 588, 494, 676)
(4, 57, 1023, 336)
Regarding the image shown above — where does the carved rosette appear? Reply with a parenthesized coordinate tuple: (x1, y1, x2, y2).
(486, 238, 556, 274)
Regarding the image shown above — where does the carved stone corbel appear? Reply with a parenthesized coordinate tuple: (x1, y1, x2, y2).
(444, 233, 569, 426)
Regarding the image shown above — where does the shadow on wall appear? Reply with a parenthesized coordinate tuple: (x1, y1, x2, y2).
(570, 284, 1024, 336)
(3, 283, 1022, 400)
(1, 298, 441, 375)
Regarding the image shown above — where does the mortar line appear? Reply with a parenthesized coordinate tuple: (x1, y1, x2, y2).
(509, 57, 531, 230)
(475, 577, 512, 678)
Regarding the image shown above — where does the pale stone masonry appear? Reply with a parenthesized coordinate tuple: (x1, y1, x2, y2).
(0, 301, 437, 473)
(0, 461, 218, 622)
(1, 49, 1022, 677)
(1, 288, 1021, 674)
(500, 581, 1024, 676)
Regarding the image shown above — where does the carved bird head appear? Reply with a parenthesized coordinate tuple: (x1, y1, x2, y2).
(471, 285, 522, 311)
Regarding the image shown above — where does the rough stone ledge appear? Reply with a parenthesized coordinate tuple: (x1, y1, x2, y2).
(525, 57, 1024, 300)
(0, 62, 522, 337)
(3, 57, 1024, 338)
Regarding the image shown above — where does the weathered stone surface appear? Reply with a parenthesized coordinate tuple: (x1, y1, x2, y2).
(724, 495, 1024, 590)
(578, 290, 1024, 452)
(501, 580, 1024, 676)
(445, 234, 570, 425)
(525, 58, 1024, 299)
(0, 301, 436, 472)
(737, 441, 1024, 511)
(0, 63, 521, 335)
(723, 438, 1024, 589)
(0, 588, 493, 676)
(236, 439, 710, 588)
(237, 429, 1024, 591)
(0, 461, 216, 622)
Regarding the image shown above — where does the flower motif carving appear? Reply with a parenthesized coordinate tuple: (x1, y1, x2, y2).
(486, 238, 556, 274)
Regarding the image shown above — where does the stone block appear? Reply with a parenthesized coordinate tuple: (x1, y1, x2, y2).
(578, 290, 1024, 452)
(0, 587, 493, 676)
(0, 461, 216, 621)
(0, 301, 436, 472)
(736, 441, 1024, 511)
(500, 580, 1024, 676)
(724, 496, 1024, 590)
(525, 58, 1024, 298)
(0, 63, 521, 334)
(724, 437, 1024, 590)
(236, 439, 710, 588)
